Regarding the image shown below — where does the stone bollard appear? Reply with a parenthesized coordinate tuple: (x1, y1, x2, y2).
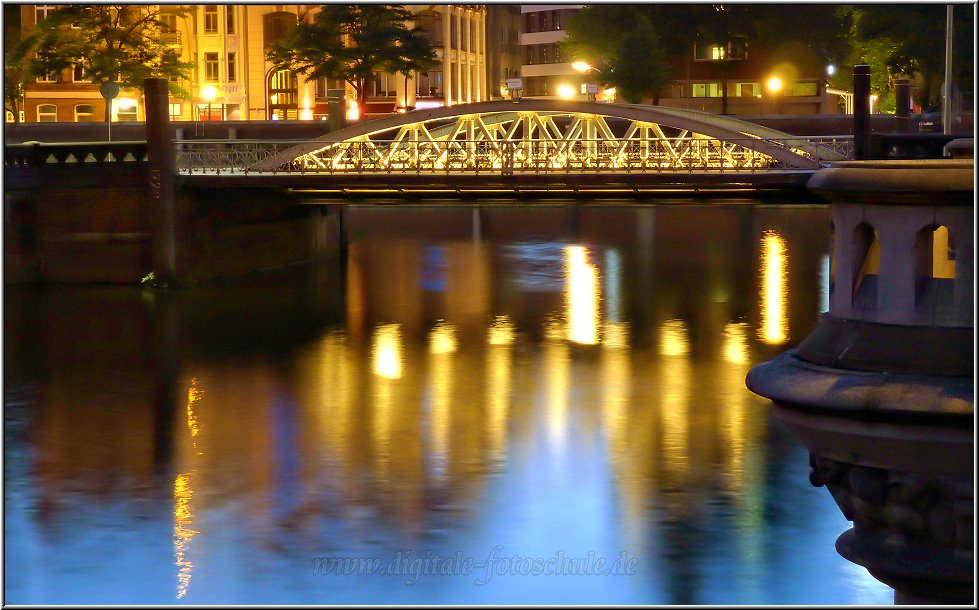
(746, 159, 974, 604)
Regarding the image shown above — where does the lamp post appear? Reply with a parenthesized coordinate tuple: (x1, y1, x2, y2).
(572, 60, 601, 101)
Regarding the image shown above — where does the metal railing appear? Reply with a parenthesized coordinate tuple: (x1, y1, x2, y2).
(176, 136, 853, 176)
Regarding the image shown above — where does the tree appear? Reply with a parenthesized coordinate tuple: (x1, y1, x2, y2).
(562, 6, 671, 103)
(8, 4, 193, 120)
(390, 27, 440, 110)
(267, 5, 438, 111)
(844, 5, 974, 108)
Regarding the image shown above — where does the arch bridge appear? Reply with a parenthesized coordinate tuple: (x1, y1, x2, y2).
(177, 101, 852, 192)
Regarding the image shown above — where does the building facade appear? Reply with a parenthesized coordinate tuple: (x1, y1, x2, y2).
(519, 4, 585, 99)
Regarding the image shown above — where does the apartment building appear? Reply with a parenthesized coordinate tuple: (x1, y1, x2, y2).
(12, 4, 496, 124)
(519, 5, 585, 99)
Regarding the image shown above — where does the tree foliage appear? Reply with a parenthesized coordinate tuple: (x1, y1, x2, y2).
(563, 4, 852, 107)
(267, 4, 438, 109)
(9, 4, 192, 105)
(843, 5, 974, 108)
(562, 6, 671, 103)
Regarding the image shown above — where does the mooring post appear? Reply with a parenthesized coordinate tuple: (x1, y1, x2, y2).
(853, 65, 872, 160)
(895, 78, 911, 133)
(144, 77, 177, 284)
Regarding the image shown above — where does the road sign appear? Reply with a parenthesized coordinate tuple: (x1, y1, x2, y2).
(100, 81, 120, 100)
(586, 83, 599, 95)
(506, 78, 523, 91)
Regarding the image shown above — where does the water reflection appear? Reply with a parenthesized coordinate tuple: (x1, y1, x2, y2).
(3, 204, 891, 605)
(760, 230, 789, 344)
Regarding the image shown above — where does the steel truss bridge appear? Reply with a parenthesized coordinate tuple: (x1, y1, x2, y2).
(176, 100, 853, 193)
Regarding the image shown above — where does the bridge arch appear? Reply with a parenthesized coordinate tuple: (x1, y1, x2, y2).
(252, 100, 843, 173)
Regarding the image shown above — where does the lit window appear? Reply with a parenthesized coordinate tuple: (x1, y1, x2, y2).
(204, 5, 218, 33)
(204, 52, 219, 82)
(712, 45, 725, 60)
(37, 104, 58, 122)
(169, 103, 182, 121)
(74, 104, 96, 122)
(37, 70, 57, 83)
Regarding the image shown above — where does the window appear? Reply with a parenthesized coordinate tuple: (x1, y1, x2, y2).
(116, 100, 138, 121)
(525, 12, 536, 33)
(226, 6, 235, 34)
(369, 72, 396, 97)
(37, 104, 58, 122)
(736, 82, 760, 97)
(415, 10, 442, 46)
(694, 36, 747, 61)
(554, 11, 562, 30)
(204, 5, 218, 33)
(74, 104, 96, 122)
(227, 52, 236, 82)
(72, 64, 90, 83)
(5, 110, 13, 123)
(160, 13, 178, 32)
(37, 70, 57, 83)
(35, 5, 56, 23)
(540, 45, 549, 64)
(204, 52, 219, 82)
(692, 83, 723, 98)
(417, 70, 442, 97)
(788, 81, 818, 97)
(169, 102, 182, 121)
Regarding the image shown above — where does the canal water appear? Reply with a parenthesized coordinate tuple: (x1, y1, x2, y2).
(3, 201, 893, 604)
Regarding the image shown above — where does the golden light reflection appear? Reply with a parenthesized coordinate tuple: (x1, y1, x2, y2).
(565, 246, 600, 345)
(486, 342, 512, 457)
(429, 321, 459, 355)
(174, 377, 203, 600)
(659, 319, 690, 357)
(602, 321, 630, 350)
(429, 342, 453, 480)
(372, 324, 403, 379)
(659, 353, 690, 491)
(314, 331, 353, 459)
(759, 231, 788, 344)
(488, 315, 516, 346)
(174, 472, 199, 600)
(722, 322, 749, 364)
(545, 331, 570, 453)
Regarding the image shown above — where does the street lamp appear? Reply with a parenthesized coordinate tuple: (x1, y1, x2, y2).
(201, 85, 217, 121)
(572, 60, 601, 101)
(556, 83, 577, 100)
(767, 76, 783, 114)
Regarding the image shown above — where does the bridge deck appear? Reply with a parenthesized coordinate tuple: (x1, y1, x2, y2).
(178, 169, 814, 193)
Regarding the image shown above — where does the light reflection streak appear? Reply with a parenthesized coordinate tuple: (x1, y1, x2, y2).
(565, 246, 600, 345)
(604, 249, 622, 321)
(372, 325, 403, 478)
(659, 319, 690, 357)
(486, 342, 511, 457)
(544, 329, 570, 454)
(428, 322, 459, 477)
(760, 231, 788, 344)
(174, 377, 203, 600)
(372, 323, 403, 379)
(658, 322, 690, 490)
(722, 322, 749, 365)
(487, 315, 516, 346)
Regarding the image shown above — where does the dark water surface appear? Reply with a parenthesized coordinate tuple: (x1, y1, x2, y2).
(3, 202, 892, 604)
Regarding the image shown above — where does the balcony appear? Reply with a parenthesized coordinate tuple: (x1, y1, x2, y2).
(160, 31, 181, 47)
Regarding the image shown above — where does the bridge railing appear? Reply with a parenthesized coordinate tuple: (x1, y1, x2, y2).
(175, 136, 853, 176)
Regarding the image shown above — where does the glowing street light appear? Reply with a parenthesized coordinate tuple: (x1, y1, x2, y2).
(767, 77, 783, 114)
(571, 60, 594, 73)
(826, 64, 836, 77)
(556, 83, 577, 100)
(201, 85, 217, 121)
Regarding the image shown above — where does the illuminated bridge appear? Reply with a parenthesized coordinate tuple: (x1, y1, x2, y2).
(176, 100, 853, 194)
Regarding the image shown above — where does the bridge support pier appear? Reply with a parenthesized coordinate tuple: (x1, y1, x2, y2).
(145, 77, 177, 285)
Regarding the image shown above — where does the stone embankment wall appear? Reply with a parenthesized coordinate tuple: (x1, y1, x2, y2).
(4, 146, 341, 285)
